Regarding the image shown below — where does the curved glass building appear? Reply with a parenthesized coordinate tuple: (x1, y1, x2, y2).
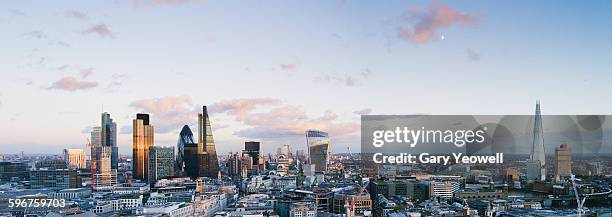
(306, 130, 331, 174)
(177, 125, 196, 177)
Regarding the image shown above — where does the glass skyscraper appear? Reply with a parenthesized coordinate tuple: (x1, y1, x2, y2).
(197, 106, 219, 178)
(177, 125, 196, 177)
(133, 113, 154, 181)
(306, 130, 331, 174)
(92, 112, 118, 190)
(527, 101, 546, 181)
(101, 112, 118, 170)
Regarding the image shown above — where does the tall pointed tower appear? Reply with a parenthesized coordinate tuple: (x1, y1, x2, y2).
(527, 101, 546, 180)
(198, 106, 220, 178)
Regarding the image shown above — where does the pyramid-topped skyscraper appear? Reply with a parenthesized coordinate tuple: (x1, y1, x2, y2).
(527, 101, 546, 181)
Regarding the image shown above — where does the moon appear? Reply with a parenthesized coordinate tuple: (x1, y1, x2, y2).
(440, 34, 446, 41)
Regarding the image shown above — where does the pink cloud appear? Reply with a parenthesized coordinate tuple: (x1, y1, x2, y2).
(209, 98, 281, 116)
(398, 0, 477, 44)
(128, 96, 360, 142)
(129, 95, 197, 133)
(83, 24, 114, 38)
(46, 76, 98, 91)
(212, 98, 359, 139)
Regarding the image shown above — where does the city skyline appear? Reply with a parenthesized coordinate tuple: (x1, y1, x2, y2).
(2, 1, 612, 155)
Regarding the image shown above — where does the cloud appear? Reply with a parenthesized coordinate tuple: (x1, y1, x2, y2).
(9, 9, 26, 17)
(211, 98, 359, 140)
(209, 98, 281, 116)
(354, 108, 372, 115)
(66, 10, 89, 21)
(280, 64, 297, 71)
(129, 95, 198, 133)
(23, 31, 46, 39)
(57, 64, 70, 71)
(398, 0, 477, 44)
(467, 48, 480, 61)
(79, 67, 94, 78)
(83, 24, 114, 38)
(46, 76, 98, 91)
(315, 68, 372, 87)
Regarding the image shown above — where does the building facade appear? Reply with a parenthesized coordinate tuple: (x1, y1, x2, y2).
(64, 148, 87, 169)
(149, 146, 175, 184)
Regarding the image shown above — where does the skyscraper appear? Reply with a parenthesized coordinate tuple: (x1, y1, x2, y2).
(133, 113, 154, 181)
(306, 130, 331, 173)
(197, 106, 219, 178)
(177, 125, 196, 177)
(92, 112, 118, 190)
(148, 146, 175, 184)
(555, 143, 572, 178)
(527, 101, 546, 181)
(101, 112, 118, 170)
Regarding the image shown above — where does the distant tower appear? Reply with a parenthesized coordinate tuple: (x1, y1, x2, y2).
(527, 101, 546, 181)
(555, 144, 572, 178)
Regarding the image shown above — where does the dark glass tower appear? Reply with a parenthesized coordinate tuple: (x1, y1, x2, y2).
(177, 125, 196, 177)
(101, 112, 118, 170)
(244, 141, 260, 166)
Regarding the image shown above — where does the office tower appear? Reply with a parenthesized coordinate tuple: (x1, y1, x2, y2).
(305, 130, 331, 173)
(133, 113, 154, 181)
(554, 144, 572, 178)
(527, 101, 546, 181)
(197, 106, 219, 178)
(176, 125, 196, 176)
(244, 141, 260, 167)
(92, 112, 118, 191)
(101, 112, 118, 170)
(91, 127, 101, 146)
(148, 146, 175, 184)
(64, 149, 87, 169)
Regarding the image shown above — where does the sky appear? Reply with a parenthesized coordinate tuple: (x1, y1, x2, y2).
(1, 0, 612, 155)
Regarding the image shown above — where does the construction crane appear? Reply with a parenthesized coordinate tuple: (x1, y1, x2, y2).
(87, 139, 96, 192)
(570, 174, 586, 217)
